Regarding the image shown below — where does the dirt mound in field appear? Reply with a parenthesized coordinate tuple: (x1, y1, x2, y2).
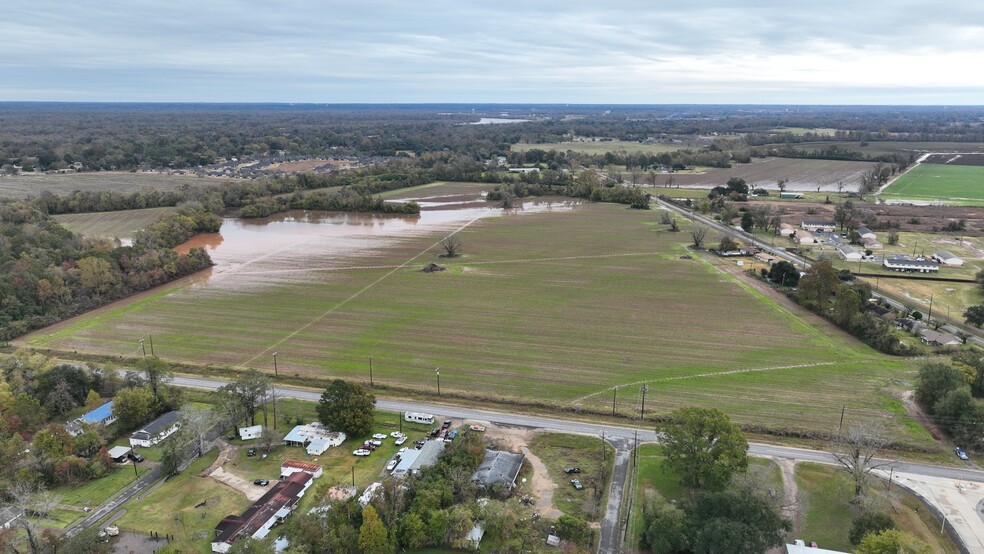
(419, 263, 446, 273)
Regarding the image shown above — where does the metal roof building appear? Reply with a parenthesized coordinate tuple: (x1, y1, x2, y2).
(471, 449, 525, 489)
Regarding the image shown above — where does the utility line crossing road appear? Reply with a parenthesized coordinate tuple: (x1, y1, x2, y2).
(171, 374, 984, 553)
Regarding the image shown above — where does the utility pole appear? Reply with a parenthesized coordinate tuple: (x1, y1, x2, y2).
(271, 386, 277, 431)
(149, 335, 155, 356)
(640, 384, 648, 421)
(602, 431, 606, 462)
(369, 356, 373, 387)
(139, 339, 146, 357)
(928, 294, 934, 322)
(612, 386, 617, 416)
(838, 405, 846, 437)
(132, 456, 139, 478)
(435, 367, 441, 396)
(272, 352, 278, 378)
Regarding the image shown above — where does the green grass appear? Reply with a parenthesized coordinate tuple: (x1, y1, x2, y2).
(115, 449, 248, 554)
(528, 433, 614, 522)
(55, 465, 149, 508)
(0, 171, 239, 198)
(880, 163, 984, 204)
(37, 508, 85, 530)
(795, 462, 959, 553)
(20, 184, 930, 446)
(53, 207, 175, 239)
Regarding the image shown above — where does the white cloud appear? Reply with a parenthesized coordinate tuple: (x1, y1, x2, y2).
(1, 0, 983, 102)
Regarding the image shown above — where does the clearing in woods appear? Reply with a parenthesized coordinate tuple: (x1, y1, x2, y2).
(22, 182, 921, 445)
(53, 207, 175, 240)
(0, 171, 239, 198)
(880, 162, 984, 203)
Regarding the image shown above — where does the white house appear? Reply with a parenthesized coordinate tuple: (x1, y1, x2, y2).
(777, 223, 796, 237)
(883, 257, 939, 273)
(282, 422, 345, 455)
(238, 425, 263, 441)
(129, 411, 182, 448)
(836, 243, 863, 261)
(801, 220, 835, 232)
(796, 231, 817, 244)
(933, 250, 965, 267)
(920, 329, 961, 347)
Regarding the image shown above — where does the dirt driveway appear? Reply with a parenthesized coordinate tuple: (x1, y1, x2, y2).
(483, 423, 563, 518)
(208, 466, 268, 501)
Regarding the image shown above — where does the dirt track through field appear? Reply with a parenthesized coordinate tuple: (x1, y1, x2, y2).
(237, 215, 485, 368)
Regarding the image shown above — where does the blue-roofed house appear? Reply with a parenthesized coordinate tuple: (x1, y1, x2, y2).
(67, 401, 116, 436)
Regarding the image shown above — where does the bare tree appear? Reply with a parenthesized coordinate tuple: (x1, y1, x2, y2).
(181, 407, 220, 458)
(777, 179, 788, 193)
(500, 191, 514, 209)
(830, 422, 891, 501)
(690, 225, 708, 249)
(669, 219, 680, 232)
(2, 482, 62, 554)
(660, 211, 673, 225)
(837, 181, 845, 196)
(439, 235, 462, 257)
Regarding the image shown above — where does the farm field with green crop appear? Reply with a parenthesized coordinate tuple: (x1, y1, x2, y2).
(54, 207, 175, 239)
(879, 163, 984, 203)
(0, 171, 238, 198)
(22, 182, 924, 445)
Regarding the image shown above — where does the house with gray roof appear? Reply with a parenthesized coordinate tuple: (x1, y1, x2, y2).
(933, 250, 964, 267)
(471, 449, 525, 490)
(129, 411, 182, 447)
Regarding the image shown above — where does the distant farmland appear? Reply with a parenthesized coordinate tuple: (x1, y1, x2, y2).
(649, 157, 880, 192)
(0, 172, 239, 198)
(54, 207, 175, 240)
(512, 140, 698, 155)
(22, 184, 923, 445)
(880, 162, 984, 204)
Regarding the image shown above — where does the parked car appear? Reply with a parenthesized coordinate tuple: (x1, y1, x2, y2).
(353, 449, 372, 456)
(394, 435, 408, 445)
(372, 433, 388, 440)
(253, 479, 269, 486)
(442, 419, 452, 428)
(448, 429, 459, 440)
(570, 479, 583, 490)
(362, 442, 377, 451)
(226, 434, 237, 441)
(955, 447, 970, 460)
(390, 431, 404, 438)
(103, 525, 119, 537)
(128, 452, 145, 463)
(386, 460, 398, 472)
(246, 448, 256, 457)
(369, 439, 382, 446)
(469, 424, 486, 432)
(397, 447, 408, 455)
(563, 467, 581, 474)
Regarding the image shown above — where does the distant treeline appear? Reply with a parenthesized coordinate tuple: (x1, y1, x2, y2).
(0, 201, 214, 340)
(241, 190, 420, 218)
(4, 104, 984, 172)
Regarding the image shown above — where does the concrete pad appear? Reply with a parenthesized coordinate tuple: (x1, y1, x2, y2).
(890, 471, 984, 553)
(209, 466, 266, 501)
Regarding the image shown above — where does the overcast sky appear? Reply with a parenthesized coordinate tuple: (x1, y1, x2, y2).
(3, 1, 983, 104)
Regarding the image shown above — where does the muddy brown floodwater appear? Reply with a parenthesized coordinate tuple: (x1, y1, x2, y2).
(173, 193, 578, 288)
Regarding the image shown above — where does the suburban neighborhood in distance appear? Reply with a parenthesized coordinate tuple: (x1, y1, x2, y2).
(3, 2, 984, 554)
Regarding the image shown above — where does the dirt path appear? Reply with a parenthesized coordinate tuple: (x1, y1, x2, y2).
(200, 439, 234, 477)
(484, 424, 563, 518)
(766, 457, 801, 554)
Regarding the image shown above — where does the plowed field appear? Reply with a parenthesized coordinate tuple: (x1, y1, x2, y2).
(23, 183, 921, 444)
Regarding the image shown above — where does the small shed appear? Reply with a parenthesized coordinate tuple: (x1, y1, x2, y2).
(107, 445, 132, 463)
(933, 250, 964, 267)
(855, 226, 876, 240)
(778, 223, 795, 237)
(796, 231, 816, 244)
(239, 425, 262, 441)
(836, 243, 862, 261)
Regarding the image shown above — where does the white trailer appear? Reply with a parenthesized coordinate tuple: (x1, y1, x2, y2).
(404, 412, 435, 425)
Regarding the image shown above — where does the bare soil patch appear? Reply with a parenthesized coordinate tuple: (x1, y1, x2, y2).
(263, 159, 356, 173)
(750, 199, 984, 236)
(484, 425, 562, 517)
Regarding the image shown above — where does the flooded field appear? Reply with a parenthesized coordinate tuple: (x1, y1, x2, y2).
(22, 183, 920, 442)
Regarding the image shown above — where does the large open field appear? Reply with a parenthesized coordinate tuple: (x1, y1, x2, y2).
(0, 171, 238, 198)
(880, 162, 984, 204)
(22, 182, 924, 444)
(53, 207, 175, 240)
(649, 157, 879, 192)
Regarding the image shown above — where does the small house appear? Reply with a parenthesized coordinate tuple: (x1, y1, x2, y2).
(779, 192, 803, 199)
(796, 231, 817, 245)
(836, 243, 862, 261)
(280, 460, 323, 480)
(211, 471, 315, 553)
(107, 445, 132, 463)
(282, 422, 345, 455)
(777, 223, 795, 237)
(471, 449, 525, 490)
(68, 401, 116, 436)
(801, 220, 835, 232)
(129, 411, 182, 448)
(238, 425, 262, 441)
(786, 542, 848, 554)
(933, 250, 964, 267)
(920, 329, 961, 347)
(855, 226, 876, 240)
(754, 252, 779, 265)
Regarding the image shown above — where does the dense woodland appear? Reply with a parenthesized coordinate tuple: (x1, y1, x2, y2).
(0, 201, 215, 339)
(2, 104, 984, 172)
